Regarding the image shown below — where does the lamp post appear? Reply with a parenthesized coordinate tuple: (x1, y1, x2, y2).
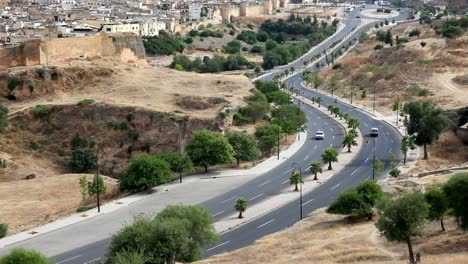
(277, 125, 280, 160)
(291, 162, 303, 220)
(176, 122, 183, 183)
(372, 134, 378, 181)
(373, 83, 376, 113)
(95, 146, 101, 213)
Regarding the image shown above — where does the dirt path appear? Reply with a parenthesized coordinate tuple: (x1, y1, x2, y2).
(432, 72, 466, 93)
(370, 228, 403, 260)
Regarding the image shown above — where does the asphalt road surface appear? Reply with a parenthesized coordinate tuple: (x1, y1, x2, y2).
(50, 6, 408, 264)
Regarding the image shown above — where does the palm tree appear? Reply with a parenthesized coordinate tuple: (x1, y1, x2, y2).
(234, 198, 247, 219)
(332, 106, 340, 117)
(327, 105, 335, 113)
(316, 97, 322, 107)
(311, 97, 316, 104)
(342, 112, 350, 121)
(347, 117, 360, 130)
(321, 147, 339, 170)
(310, 161, 322, 180)
(342, 131, 358, 152)
(289, 171, 302, 191)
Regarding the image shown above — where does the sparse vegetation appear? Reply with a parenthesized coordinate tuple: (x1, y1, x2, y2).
(0, 248, 53, 264)
(33, 105, 48, 118)
(77, 99, 95, 106)
(0, 223, 7, 238)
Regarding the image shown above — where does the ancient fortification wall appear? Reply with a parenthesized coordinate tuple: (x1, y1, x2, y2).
(0, 33, 146, 70)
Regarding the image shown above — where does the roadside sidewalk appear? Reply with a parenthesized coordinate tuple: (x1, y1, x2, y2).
(213, 93, 363, 233)
(0, 131, 307, 250)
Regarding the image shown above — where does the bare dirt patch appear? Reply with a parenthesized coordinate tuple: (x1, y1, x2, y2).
(198, 172, 468, 264)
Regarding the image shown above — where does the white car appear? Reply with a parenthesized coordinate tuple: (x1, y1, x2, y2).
(370, 128, 379, 137)
(315, 131, 325, 140)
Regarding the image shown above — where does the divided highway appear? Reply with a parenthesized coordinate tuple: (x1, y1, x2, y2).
(0, 6, 409, 264)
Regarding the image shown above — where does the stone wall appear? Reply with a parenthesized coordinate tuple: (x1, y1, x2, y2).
(0, 39, 42, 70)
(0, 33, 146, 70)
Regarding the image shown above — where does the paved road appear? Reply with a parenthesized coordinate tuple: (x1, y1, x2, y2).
(19, 7, 408, 264)
(203, 6, 409, 256)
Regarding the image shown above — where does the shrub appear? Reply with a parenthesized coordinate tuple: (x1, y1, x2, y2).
(120, 155, 172, 191)
(442, 173, 468, 230)
(33, 105, 48, 118)
(77, 99, 95, 106)
(143, 34, 185, 56)
(76, 205, 95, 213)
(408, 28, 421, 37)
(237, 30, 257, 44)
(119, 122, 129, 130)
(0, 223, 7, 238)
(407, 84, 429, 96)
(396, 37, 409, 45)
(0, 248, 52, 264)
(374, 44, 384, 50)
(332, 63, 342, 69)
(30, 142, 40, 151)
(69, 149, 97, 173)
(28, 83, 35, 94)
(223, 40, 241, 54)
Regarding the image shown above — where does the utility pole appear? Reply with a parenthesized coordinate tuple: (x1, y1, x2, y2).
(373, 83, 376, 113)
(178, 123, 182, 183)
(277, 125, 280, 160)
(297, 90, 301, 141)
(372, 137, 376, 181)
(95, 146, 101, 213)
(396, 89, 400, 126)
(350, 86, 353, 105)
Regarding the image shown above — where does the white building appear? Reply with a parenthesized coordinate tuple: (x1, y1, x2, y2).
(188, 4, 202, 21)
(101, 19, 166, 36)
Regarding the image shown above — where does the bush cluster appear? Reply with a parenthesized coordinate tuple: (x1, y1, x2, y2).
(143, 31, 185, 56)
(170, 54, 254, 73)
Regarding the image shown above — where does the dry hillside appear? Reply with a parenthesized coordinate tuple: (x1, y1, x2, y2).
(0, 60, 254, 235)
(198, 172, 468, 264)
(314, 21, 468, 171)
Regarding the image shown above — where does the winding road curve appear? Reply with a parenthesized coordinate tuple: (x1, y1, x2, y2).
(0, 6, 409, 264)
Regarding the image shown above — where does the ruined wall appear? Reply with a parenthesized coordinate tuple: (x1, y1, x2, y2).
(0, 40, 41, 70)
(0, 33, 146, 69)
(43, 34, 110, 63)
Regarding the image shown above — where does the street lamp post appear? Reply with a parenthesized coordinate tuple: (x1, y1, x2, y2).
(277, 124, 280, 160)
(95, 146, 101, 213)
(291, 162, 303, 220)
(297, 90, 301, 141)
(372, 135, 377, 180)
(178, 123, 183, 183)
(373, 84, 376, 113)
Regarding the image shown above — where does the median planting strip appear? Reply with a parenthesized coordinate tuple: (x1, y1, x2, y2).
(213, 93, 364, 234)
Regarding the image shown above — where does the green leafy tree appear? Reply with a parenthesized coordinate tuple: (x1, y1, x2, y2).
(342, 131, 358, 152)
(442, 173, 468, 230)
(0, 104, 8, 134)
(0, 248, 52, 264)
(327, 180, 384, 220)
(403, 101, 449, 159)
(289, 171, 302, 191)
(79, 176, 89, 202)
(107, 205, 217, 264)
(186, 129, 235, 172)
(106, 217, 189, 264)
(400, 135, 415, 165)
(235, 198, 247, 218)
(321, 147, 338, 170)
(113, 250, 146, 264)
(226, 132, 261, 166)
(266, 91, 291, 105)
(89, 174, 107, 196)
(254, 124, 282, 153)
(310, 161, 322, 180)
(120, 155, 173, 191)
(375, 192, 429, 264)
(271, 104, 307, 135)
(425, 188, 449, 231)
(155, 152, 193, 175)
(69, 149, 97, 173)
(155, 205, 218, 261)
(373, 159, 384, 176)
(376, 30, 386, 44)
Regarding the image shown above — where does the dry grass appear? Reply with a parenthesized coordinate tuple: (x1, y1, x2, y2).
(199, 173, 468, 264)
(317, 22, 467, 115)
(0, 173, 118, 235)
